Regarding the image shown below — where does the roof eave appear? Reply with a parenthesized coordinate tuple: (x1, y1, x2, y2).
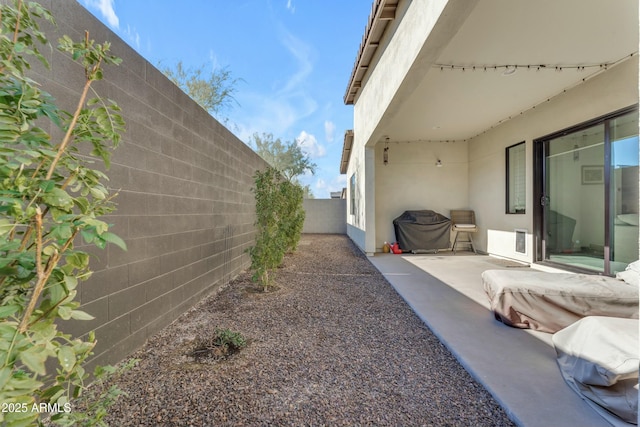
(343, 0, 398, 105)
(340, 129, 354, 174)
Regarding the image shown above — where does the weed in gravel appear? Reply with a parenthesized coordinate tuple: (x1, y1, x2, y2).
(188, 328, 247, 362)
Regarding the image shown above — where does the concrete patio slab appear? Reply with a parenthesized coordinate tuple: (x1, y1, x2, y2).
(368, 252, 615, 427)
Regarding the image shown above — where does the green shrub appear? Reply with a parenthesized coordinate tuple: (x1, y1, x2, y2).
(249, 166, 305, 291)
(0, 1, 126, 425)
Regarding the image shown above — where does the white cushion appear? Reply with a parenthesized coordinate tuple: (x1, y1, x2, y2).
(616, 269, 639, 287)
(627, 260, 640, 273)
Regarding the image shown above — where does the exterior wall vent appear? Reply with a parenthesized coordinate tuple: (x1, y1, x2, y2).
(515, 229, 527, 254)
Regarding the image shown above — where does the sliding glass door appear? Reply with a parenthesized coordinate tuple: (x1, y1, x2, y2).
(537, 107, 638, 275)
(610, 113, 639, 271)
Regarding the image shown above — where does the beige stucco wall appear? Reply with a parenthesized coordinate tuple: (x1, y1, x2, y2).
(349, 56, 637, 258)
(375, 140, 469, 250)
(346, 0, 638, 259)
(468, 56, 639, 262)
(353, 0, 450, 148)
(348, 0, 455, 254)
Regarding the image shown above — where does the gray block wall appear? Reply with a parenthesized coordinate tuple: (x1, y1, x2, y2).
(302, 199, 347, 234)
(24, 1, 268, 367)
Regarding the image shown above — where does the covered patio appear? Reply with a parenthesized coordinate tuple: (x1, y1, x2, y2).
(369, 251, 622, 427)
(343, 0, 639, 272)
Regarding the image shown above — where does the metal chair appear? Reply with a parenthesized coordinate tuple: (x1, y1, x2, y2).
(450, 210, 477, 254)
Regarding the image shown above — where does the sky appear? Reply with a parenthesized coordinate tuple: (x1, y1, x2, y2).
(78, 0, 374, 198)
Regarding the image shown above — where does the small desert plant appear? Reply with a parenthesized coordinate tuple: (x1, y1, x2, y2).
(214, 327, 247, 351)
(189, 328, 247, 361)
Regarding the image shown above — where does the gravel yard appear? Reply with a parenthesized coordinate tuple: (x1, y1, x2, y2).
(105, 234, 516, 426)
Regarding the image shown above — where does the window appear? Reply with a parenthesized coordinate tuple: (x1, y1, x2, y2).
(350, 173, 356, 215)
(506, 142, 526, 214)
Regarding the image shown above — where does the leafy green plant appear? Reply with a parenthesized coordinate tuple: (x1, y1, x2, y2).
(213, 328, 246, 352)
(278, 179, 305, 254)
(189, 328, 246, 361)
(248, 166, 305, 291)
(249, 167, 286, 290)
(49, 358, 139, 427)
(0, 0, 126, 425)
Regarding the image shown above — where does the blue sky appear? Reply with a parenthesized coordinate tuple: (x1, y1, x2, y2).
(78, 0, 373, 198)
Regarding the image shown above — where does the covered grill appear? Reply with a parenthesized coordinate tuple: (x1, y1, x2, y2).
(393, 210, 451, 252)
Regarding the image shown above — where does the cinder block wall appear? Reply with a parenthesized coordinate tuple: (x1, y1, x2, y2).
(24, 1, 268, 367)
(302, 199, 347, 234)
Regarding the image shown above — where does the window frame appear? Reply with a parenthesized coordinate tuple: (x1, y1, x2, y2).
(506, 141, 526, 214)
(349, 173, 356, 215)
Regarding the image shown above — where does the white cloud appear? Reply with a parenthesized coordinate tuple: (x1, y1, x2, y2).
(231, 91, 317, 143)
(279, 30, 313, 95)
(286, 0, 295, 13)
(82, 0, 119, 28)
(296, 130, 326, 158)
(123, 24, 140, 50)
(229, 29, 318, 142)
(315, 175, 347, 195)
(324, 120, 336, 143)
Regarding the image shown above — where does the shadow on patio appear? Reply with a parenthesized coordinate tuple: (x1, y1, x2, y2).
(368, 251, 615, 427)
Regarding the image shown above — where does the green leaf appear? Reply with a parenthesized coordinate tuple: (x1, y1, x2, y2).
(100, 232, 127, 250)
(19, 345, 48, 376)
(65, 251, 89, 269)
(4, 410, 39, 427)
(30, 321, 57, 342)
(57, 306, 72, 320)
(63, 274, 78, 291)
(69, 310, 94, 321)
(0, 219, 14, 236)
(0, 367, 11, 389)
(81, 229, 97, 244)
(50, 224, 73, 240)
(88, 185, 107, 200)
(0, 305, 20, 319)
(38, 180, 56, 192)
(57, 346, 75, 372)
(49, 283, 67, 305)
(41, 187, 74, 211)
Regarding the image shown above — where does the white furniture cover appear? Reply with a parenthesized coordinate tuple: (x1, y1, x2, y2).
(553, 316, 638, 425)
(482, 269, 639, 333)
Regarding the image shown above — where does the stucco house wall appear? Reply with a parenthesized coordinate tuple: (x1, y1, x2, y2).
(374, 140, 469, 249)
(469, 57, 639, 262)
(345, 0, 638, 264)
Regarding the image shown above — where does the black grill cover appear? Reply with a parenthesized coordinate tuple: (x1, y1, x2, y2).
(393, 210, 451, 252)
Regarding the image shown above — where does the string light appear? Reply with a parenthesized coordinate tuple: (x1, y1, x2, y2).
(434, 63, 599, 72)
(432, 53, 636, 73)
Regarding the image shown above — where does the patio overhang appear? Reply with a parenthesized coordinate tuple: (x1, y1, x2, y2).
(340, 129, 354, 174)
(353, 0, 639, 144)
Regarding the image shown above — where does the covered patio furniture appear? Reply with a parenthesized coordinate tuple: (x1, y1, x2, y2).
(393, 210, 451, 253)
(553, 316, 638, 426)
(482, 268, 639, 333)
(450, 209, 477, 254)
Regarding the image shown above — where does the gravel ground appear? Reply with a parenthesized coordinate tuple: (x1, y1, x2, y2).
(105, 234, 516, 426)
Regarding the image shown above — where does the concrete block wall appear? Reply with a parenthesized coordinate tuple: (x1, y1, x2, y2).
(23, 1, 268, 367)
(302, 199, 347, 234)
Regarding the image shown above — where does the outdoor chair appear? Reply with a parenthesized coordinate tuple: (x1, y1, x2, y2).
(450, 209, 477, 254)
